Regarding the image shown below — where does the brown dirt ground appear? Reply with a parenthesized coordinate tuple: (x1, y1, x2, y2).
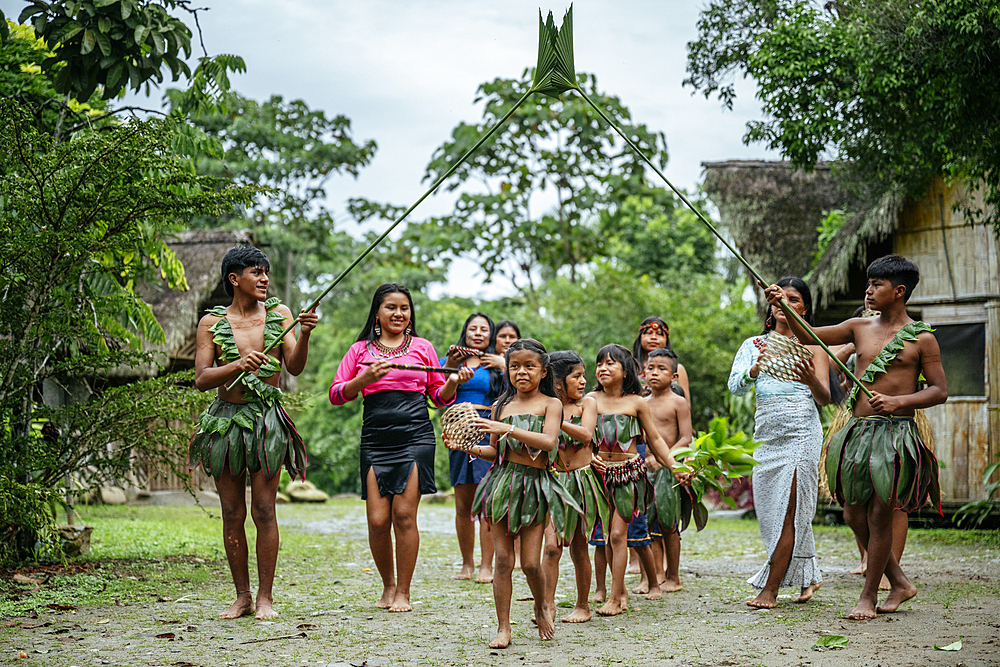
(2, 502, 998, 667)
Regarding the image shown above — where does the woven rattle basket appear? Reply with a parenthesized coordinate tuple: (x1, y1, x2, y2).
(440, 402, 482, 453)
(758, 331, 813, 383)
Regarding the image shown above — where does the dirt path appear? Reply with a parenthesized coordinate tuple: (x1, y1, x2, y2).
(3, 502, 998, 666)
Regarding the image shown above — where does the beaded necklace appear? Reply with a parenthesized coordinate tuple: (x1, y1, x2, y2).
(367, 334, 412, 360)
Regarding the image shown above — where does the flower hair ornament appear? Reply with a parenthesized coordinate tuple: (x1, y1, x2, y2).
(640, 321, 668, 336)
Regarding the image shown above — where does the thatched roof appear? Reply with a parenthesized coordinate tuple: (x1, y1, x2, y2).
(701, 161, 860, 292)
(808, 185, 905, 305)
(113, 229, 256, 379)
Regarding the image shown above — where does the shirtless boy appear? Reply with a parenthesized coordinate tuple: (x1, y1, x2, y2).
(190, 246, 318, 620)
(644, 349, 693, 592)
(765, 254, 946, 620)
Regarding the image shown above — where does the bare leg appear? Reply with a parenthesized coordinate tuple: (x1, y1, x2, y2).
(453, 484, 476, 580)
(627, 546, 640, 574)
(563, 525, 592, 623)
(388, 466, 422, 612)
(248, 470, 282, 620)
(215, 469, 253, 619)
(596, 512, 628, 616)
(478, 519, 495, 583)
(848, 497, 915, 619)
(513, 536, 522, 569)
(635, 543, 661, 600)
(364, 468, 396, 608)
(879, 510, 908, 590)
(591, 543, 607, 603)
(541, 521, 562, 624)
(491, 525, 515, 648)
(661, 530, 683, 592)
(875, 505, 916, 614)
(845, 503, 868, 574)
(520, 523, 553, 641)
(748, 471, 799, 609)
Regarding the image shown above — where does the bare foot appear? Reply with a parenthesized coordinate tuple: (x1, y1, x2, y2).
(254, 595, 278, 620)
(561, 605, 592, 623)
(645, 586, 662, 601)
(454, 564, 475, 581)
(535, 600, 554, 640)
(591, 589, 606, 604)
(375, 584, 396, 609)
(847, 597, 877, 620)
(388, 591, 413, 612)
(475, 567, 494, 584)
(746, 590, 777, 609)
(878, 574, 891, 590)
(627, 562, 641, 575)
(795, 582, 822, 603)
(850, 562, 867, 575)
(490, 625, 512, 649)
(631, 580, 649, 595)
(218, 592, 253, 619)
(877, 581, 917, 613)
(595, 599, 624, 616)
(660, 578, 683, 593)
(619, 593, 629, 611)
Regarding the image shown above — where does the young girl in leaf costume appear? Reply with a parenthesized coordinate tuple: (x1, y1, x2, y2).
(540, 351, 599, 624)
(587, 344, 684, 617)
(189, 246, 318, 621)
(447, 339, 581, 649)
(766, 256, 947, 620)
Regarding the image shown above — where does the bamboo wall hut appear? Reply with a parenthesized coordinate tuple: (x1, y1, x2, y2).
(703, 161, 999, 510)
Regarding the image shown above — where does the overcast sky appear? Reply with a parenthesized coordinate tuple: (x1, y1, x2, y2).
(3, 0, 779, 297)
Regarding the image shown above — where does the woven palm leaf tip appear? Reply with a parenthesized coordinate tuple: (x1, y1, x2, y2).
(440, 402, 483, 453)
(531, 6, 577, 98)
(758, 331, 814, 383)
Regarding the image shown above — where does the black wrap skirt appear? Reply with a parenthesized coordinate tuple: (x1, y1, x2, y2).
(360, 390, 437, 499)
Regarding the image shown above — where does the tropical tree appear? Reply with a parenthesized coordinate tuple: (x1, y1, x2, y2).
(0, 102, 260, 564)
(353, 71, 672, 295)
(170, 91, 378, 309)
(685, 0, 1000, 233)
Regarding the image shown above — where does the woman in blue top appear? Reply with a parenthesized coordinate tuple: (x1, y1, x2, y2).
(442, 313, 506, 582)
(728, 276, 831, 609)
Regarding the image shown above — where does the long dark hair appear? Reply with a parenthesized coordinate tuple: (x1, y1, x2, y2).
(550, 350, 585, 401)
(458, 312, 503, 403)
(356, 283, 418, 342)
(493, 338, 555, 416)
(763, 276, 814, 334)
(594, 344, 642, 396)
(632, 316, 674, 369)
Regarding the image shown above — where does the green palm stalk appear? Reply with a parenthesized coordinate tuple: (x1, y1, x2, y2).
(534, 7, 872, 399)
(230, 7, 580, 390)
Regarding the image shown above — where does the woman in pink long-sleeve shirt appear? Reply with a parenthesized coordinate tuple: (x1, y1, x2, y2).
(329, 283, 471, 613)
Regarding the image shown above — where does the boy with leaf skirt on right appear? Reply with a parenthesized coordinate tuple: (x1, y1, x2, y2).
(765, 255, 947, 620)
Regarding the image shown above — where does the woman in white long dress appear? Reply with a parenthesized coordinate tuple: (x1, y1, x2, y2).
(728, 276, 831, 608)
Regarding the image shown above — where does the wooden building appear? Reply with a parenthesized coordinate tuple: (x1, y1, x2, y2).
(703, 161, 999, 511)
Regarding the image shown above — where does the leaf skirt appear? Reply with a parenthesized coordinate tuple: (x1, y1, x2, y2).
(189, 398, 306, 482)
(826, 416, 940, 514)
(552, 466, 609, 546)
(472, 460, 583, 536)
(645, 467, 708, 534)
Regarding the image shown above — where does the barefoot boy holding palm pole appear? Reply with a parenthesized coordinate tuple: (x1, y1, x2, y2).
(765, 255, 946, 619)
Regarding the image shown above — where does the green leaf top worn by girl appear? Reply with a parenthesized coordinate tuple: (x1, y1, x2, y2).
(189, 297, 307, 481)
